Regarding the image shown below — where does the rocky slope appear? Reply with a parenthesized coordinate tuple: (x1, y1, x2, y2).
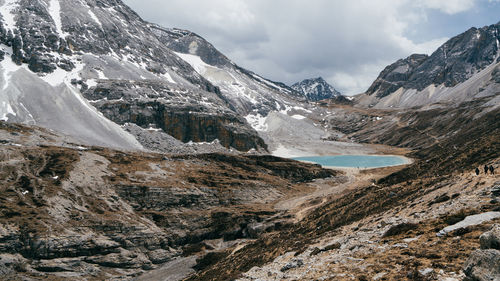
(186, 105, 500, 281)
(291, 77, 343, 102)
(0, 121, 336, 280)
(358, 21, 500, 109)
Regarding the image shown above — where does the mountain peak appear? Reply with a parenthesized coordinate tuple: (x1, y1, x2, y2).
(366, 21, 500, 99)
(291, 77, 342, 101)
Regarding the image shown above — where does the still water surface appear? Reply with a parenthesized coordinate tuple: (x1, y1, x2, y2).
(293, 155, 408, 168)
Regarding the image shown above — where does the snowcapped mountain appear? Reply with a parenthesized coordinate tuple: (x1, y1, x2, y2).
(150, 25, 308, 115)
(146, 24, 329, 152)
(359, 22, 500, 108)
(0, 0, 271, 151)
(291, 77, 342, 101)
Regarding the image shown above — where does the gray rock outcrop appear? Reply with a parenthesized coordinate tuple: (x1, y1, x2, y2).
(464, 224, 500, 281)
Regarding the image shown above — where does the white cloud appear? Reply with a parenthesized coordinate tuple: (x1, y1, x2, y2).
(417, 0, 476, 14)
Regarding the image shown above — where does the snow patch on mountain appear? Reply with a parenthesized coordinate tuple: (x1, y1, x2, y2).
(1, 44, 23, 90)
(162, 72, 176, 84)
(173, 52, 210, 75)
(0, 101, 15, 121)
(245, 113, 268, 132)
(0, 0, 18, 32)
(48, 0, 67, 38)
(39, 56, 85, 87)
(279, 104, 313, 115)
(87, 8, 103, 29)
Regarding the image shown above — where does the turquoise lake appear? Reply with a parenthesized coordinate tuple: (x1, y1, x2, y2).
(293, 155, 408, 168)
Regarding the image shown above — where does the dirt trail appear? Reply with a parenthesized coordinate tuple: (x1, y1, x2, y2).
(135, 256, 197, 281)
(275, 165, 409, 221)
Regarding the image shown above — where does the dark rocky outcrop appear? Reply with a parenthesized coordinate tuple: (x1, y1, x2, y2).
(97, 101, 266, 151)
(464, 249, 500, 281)
(366, 54, 429, 98)
(480, 224, 500, 250)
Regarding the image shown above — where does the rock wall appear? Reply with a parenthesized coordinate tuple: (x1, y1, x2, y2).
(83, 80, 267, 152)
(94, 101, 266, 151)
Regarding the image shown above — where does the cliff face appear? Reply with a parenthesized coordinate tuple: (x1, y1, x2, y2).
(96, 102, 267, 151)
(160, 112, 267, 151)
(83, 79, 266, 151)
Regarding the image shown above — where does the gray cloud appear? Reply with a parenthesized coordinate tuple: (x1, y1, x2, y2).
(123, 0, 485, 94)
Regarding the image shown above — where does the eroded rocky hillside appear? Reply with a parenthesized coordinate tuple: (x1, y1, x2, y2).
(0, 121, 337, 280)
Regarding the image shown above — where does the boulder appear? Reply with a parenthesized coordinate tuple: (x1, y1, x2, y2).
(480, 224, 500, 250)
(280, 259, 303, 272)
(463, 249, 500, 281)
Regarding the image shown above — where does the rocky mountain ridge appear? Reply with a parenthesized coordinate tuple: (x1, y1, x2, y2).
(291, 77, 342, 102)
(150, 24, 314, 122)
(360, 22, 500, 109)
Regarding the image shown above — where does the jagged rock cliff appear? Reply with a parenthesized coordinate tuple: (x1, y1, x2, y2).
(366, 54, 429, 98)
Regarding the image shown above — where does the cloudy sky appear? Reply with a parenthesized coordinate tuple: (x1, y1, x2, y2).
(123, 0, 500, 95)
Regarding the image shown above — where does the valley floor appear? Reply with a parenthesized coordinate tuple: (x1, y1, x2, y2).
(1, 112, 498, 281)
